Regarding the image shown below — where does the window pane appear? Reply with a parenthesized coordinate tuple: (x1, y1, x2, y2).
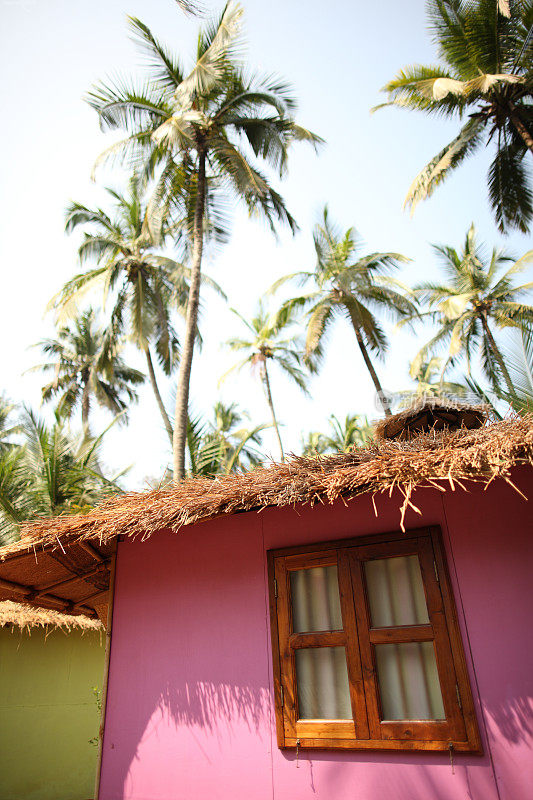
(364, 555, 429, 627)
(295, 647, 352, 719)
(375, 642, 445, 720)
(290, 565, 342, 632)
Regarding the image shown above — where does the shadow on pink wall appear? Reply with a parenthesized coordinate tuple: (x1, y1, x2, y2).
(103, 673, 520, 800)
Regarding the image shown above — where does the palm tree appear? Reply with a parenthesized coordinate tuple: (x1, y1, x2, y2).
(0, 448, 26, 545)
(376, 0, 533, 233)
(466, 320, 533, 413)
(409, 224, 533, 392)
(302, 413, 373, 455)
(0, 411, 123, 545)
(186, 401, 267, 476)
(496, 322, 533, 411)
(86, 3, 322, 479)
(399, 357, 469, 407)
(272, 207, 415, 416)
(51, 175, 206, 444)
(222, 303, 312, 460)
(0, 396, 21, 452)
(30, 309, 144, 433)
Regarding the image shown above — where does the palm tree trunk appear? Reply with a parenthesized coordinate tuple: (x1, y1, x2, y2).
(509, 104, 533, 155)
(81, 383, 90, 434)
(144, 346, 173, 444)
(480, 313, 515, 394)
(260, 358, 285, 461)
(173, 149, 207, 481)
(347, 310, 392, 416)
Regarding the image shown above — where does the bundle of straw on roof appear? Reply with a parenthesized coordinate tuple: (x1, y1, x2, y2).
(374, 399, 489, 441)
(0, 600, 102, 632)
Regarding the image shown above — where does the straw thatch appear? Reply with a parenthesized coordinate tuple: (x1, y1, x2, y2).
(374, 399, 489, 441)
(0, 600, 103, 632)
(0, 413, 532, 558)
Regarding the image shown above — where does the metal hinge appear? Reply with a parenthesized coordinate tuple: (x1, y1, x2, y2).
(434, 560, 440, 582)
(456, 684, 462, 710)
(280, 684, 284, 706)
(274, 578, 278, 598)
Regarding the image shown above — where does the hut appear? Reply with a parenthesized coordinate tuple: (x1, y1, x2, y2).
(0, 406, 532, 800)
(0, 601, 104, 800)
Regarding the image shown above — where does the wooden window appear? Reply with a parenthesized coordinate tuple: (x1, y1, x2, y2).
(268, 526, 481, 752)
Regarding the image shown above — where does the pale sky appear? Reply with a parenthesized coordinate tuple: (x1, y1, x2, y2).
(1, 0, 531, 485)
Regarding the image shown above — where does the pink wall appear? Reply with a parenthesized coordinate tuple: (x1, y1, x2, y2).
(99, 469, 533, 800)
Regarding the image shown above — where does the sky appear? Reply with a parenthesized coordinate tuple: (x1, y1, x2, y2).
(1, 0, 532, 486)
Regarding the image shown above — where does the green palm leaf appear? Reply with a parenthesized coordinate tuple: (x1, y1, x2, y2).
(377, 0, 533, 232)
(405, 118, 484, 212)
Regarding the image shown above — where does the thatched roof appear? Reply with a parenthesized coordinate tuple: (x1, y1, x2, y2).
(374, 399, 489, 440)
(0, 413, 532, 618)
(5, 412, 533, 550)
(0, 600, 103, 632)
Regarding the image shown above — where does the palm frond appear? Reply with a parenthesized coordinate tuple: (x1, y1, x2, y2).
(488, 134, 533, 233)
(305, 302, 334, 354)
(128, 17, 185, 90)
(174, 2, 244, 108)
(65, 203, 118, 235)
(211, 138, 298, 232)
(376, 63, 466, 117)
(405, 117, 485, 213)
(86, 76, 170, 132)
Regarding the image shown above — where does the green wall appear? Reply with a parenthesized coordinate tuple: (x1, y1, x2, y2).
(0, 625, 105, 800)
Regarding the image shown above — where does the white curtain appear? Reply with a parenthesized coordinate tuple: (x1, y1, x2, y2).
(375, 642, 445, 719)
(291, 566, 350, 719)
(295, 647, 352, 719)
(364, 555, 444, 720)
(364, 555, 429, 627)
(290, 565, 342, 632)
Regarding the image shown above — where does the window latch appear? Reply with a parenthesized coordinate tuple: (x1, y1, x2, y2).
(448, 741, 455, 774)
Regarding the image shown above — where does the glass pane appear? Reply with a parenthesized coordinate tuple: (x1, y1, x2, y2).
(364, 555, 429, 627)
(375, 642, 445, 720)
(295, 647, 352, 719)
(290, 565, 342, 632)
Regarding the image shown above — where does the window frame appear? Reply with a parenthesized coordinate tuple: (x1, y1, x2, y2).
(267, 526, 482, 752)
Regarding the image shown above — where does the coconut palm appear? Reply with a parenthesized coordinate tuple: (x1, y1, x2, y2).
(409, 224, 533, 392)
(300, 430, 329, 455)
(0, 396, 21, 452)
(272, 207, 415, 416)
(30, 309, 144, 433)
(0, 411, 123, 545)
(0, 448, 26, 545)
(222, 303, 313, 460)
(496, 322, 533, 411)
(186, 401, 267, 476)
(323, 413, 373, 450)
(51, 175, 215, 444)
(86, 2, 322, 479)
(466, 320, 533, 412)
(376, 0, 533, 233)
(302, 413, 373, 455)
(399, 357, 469, 407)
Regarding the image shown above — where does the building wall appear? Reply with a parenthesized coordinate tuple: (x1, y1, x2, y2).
(99, 468, 533, 800)
(0, 626, 105, 800)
